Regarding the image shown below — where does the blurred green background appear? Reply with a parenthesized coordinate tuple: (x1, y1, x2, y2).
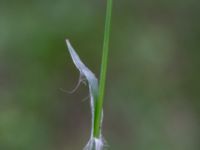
(0, 0, 200, 150)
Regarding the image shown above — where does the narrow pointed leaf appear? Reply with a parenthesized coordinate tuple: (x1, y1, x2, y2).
(66, 39, 104, 150)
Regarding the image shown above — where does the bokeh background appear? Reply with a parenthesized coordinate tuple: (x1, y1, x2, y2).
(0, 0, 200, 150)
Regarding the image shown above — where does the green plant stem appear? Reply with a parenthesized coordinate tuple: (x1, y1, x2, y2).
(93, 0, 113, 138)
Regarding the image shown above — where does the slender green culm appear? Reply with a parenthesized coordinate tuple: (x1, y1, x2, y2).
(66, 0, 113, 150)
(94, 0, 113, 138)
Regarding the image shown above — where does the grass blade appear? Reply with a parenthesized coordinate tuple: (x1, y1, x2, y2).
(66, 40, 104, 150)
(66, 0, 113, 149)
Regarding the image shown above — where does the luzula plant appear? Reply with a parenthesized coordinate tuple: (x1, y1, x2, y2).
(66, 0, 113, 150)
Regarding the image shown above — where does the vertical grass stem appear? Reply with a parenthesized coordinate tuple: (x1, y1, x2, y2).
(93, 0, 113, 138)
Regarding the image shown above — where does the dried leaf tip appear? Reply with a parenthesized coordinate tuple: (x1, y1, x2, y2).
(66, 39, 105, 150)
